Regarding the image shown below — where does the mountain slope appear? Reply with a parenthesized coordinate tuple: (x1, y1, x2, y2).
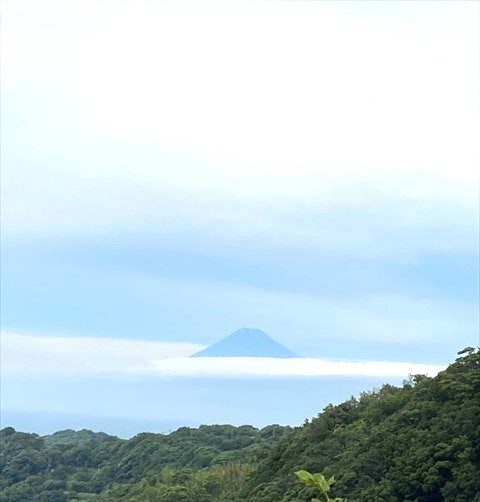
(243, 348, 480, 501)
(192, 328, 300, 358)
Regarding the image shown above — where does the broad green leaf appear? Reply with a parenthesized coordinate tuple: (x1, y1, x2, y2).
(313, 473, 330, 492)
(295, 470, 315, 485)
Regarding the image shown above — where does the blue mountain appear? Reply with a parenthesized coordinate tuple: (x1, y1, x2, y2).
(192, 328, 300, 358)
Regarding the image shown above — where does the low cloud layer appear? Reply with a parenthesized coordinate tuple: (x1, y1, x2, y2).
(2, 332, 444, 378)
(145, 357, 443, 378)
(2, 332, 204, 376)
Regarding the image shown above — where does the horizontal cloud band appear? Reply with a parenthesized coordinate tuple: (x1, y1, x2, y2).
(1, 332, 204, 376)
(145, 357, 444, 378)
(2, 332, 444, 378)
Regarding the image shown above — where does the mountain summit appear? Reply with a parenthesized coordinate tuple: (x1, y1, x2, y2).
(192, 328, 300, 358)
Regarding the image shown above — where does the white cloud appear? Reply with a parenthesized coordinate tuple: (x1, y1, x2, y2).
(1, 331, 204, 376)
(146, 357, 444, 379)
(4, 1, 477, 179)
(2, 331, 444, 378)
(1, 0, 478, 258)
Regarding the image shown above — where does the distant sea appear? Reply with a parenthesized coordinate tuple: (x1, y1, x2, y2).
(2, 375, 404, 437)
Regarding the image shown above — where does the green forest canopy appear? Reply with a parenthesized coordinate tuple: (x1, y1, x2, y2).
(1, 348, 479, 501)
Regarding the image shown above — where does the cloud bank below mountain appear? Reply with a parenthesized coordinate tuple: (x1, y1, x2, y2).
(2, 332, 444, 378)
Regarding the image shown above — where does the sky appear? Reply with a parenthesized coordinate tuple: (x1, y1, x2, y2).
(1, 0, 479, 435)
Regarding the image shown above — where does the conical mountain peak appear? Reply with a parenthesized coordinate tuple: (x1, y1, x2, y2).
(192, 328, 300, 358)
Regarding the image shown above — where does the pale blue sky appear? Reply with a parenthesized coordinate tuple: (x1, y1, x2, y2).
(1, 0, 479, 433)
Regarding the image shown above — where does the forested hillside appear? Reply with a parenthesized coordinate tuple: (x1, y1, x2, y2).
(245, 348, 480, 502)
(1, 349, 479, 501)
(0, 424, 288, 501)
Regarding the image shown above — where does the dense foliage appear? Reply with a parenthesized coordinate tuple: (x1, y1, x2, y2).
(245, 348, 480, 501)
(1, 349, 479, 501)
(0, 424, 288, 501)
